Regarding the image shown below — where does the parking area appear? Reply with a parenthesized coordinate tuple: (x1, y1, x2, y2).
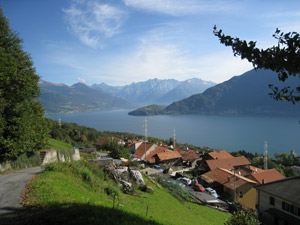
(141, 165, 229, 211)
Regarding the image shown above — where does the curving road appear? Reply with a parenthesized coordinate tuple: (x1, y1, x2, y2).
(0, 167, 43, 218)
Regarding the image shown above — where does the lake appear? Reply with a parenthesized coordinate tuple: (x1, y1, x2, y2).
(47, 109, 300, 157)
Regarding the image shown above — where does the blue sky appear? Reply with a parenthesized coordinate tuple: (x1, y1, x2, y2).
(1, 0, 300, 86)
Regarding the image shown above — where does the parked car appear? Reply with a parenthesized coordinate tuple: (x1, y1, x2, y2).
(193, 183, 205, 192)
(205, 187, 220, 198)
(176, 177, 192, 186)
(153, 164, 164, 172)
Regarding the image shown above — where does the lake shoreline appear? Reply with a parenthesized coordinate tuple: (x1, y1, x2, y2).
(47, 109, 300, 157)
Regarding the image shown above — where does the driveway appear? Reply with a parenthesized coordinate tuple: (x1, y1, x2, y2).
(0, 167, 43, 217)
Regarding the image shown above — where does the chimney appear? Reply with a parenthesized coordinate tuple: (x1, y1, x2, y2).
(262, 179, 265, 184)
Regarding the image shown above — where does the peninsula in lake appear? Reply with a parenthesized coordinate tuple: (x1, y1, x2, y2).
(39, 78, 215, 114)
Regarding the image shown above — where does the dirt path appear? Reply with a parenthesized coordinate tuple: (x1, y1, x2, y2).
(0, 167, 43, 217)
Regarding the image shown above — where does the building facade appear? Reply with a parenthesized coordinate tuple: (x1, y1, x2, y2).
(256, 177, 300, 225)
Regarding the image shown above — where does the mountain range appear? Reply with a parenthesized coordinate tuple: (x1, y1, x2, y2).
(91, 78, 216, 105)
(129, 69, 300, 116)
(39, 80, 134, 114)
(39, 77, 215, 114)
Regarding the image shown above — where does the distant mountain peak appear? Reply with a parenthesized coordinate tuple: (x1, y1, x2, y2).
(71, 82, 89, 88)
(39, 79, 66, 87)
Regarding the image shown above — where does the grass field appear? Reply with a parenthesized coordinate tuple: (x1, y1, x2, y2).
(47, 138, 73, 149)
(11, 161, 230, 225)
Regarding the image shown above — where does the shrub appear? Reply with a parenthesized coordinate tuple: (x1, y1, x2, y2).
(45, 162, 66, 172)
(225, 210, 260, 225)
(104, 185, 120, 198)
(10, 152, 41, 169)
(77, 166, 94, 183)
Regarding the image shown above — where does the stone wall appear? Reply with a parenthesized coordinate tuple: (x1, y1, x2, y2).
(41, 149, 81, 165)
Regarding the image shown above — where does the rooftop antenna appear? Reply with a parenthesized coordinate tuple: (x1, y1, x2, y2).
(144, 117, 148, 162)
(264, 141, 268, 170)
(173, 128, 176, 148)
(58, 118, 61, 129)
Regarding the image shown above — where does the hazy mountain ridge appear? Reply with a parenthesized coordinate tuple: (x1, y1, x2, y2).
(91, 78, 216, 105)
(129, 69, 300, 116)
(157, 78, 216, 104)
(39, 81, 135, 114)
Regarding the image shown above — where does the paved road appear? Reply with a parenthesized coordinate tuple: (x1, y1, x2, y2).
(0, 167, 43, 217)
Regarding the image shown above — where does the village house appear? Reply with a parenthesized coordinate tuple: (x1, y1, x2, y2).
(206, 150, 234, 160)
(132, 142, 158, 160)
(94, 137, 125, 151)
(247, 168, 285, 184)
(205, 156, 251, 171)
(199, 150, 235, 170)
(201, 167, 258, 210)
(144, 146, 167, 164)
(153, 150, 182, 167)
(177, 148, 203, 167)
(255, 176, 300, 225)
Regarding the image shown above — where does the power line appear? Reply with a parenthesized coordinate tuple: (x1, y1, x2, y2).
(173, 128, 176, 148)
(144, 117, 148, 162)
(264, 141, 268, 170)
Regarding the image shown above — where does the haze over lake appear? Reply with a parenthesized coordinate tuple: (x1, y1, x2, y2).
(47, 109, 300, 157)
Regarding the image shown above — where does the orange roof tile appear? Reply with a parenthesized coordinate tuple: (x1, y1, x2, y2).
(206, 156, 251, 171)
(94, 137, 109, 146)
(178, 148, 202, 161)
(145, 146, 168, 164)
(249, 165, 264, 173)
(156, 150, 182, 161)
(94, 137, 123, 146)
(208, 150, 234, 160)
(249, 168, 285, 184)
(201, 168, 257, 190)
(134, 142, 155, 159)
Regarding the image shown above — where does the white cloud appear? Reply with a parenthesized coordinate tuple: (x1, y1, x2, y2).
(102, 40, 253, 85)
(123, 0, 239, 16)
(77, 77, 86, 83)
(63, 0, 127, 48)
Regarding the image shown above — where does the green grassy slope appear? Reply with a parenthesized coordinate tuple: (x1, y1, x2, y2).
(17, 161, 229, 225)
(47, 138, 73, 149)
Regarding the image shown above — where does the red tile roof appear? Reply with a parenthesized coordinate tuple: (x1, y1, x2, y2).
(134, 142, 156, 159)
(206, 156, 251, 171)
(94, 137, 109, 146)
(156, 150, 182, 161)
(208, 150, 234, 160)
(249, 165, 264, 173)
(201, 167, 257, 190)
(145, 146, 168, 164)
(178, 148, 201, 161)
(249, 168, 285, 184)
(94, 137, 123, 146)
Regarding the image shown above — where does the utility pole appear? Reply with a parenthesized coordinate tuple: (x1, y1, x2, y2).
(173, 128, 176, 148)
(233, 167, 236, 202)
(264, 141, 268, 170)
(144, 117, 148, 162)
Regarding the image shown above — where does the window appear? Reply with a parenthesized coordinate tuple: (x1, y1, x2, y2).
(270, 197, 275, 205)
(282, 201, 300, 217)
(239, 191, 243, 198)
(282, 202, 289, 211)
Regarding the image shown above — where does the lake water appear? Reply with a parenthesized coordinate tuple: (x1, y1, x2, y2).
(47, 109, 300, 157)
